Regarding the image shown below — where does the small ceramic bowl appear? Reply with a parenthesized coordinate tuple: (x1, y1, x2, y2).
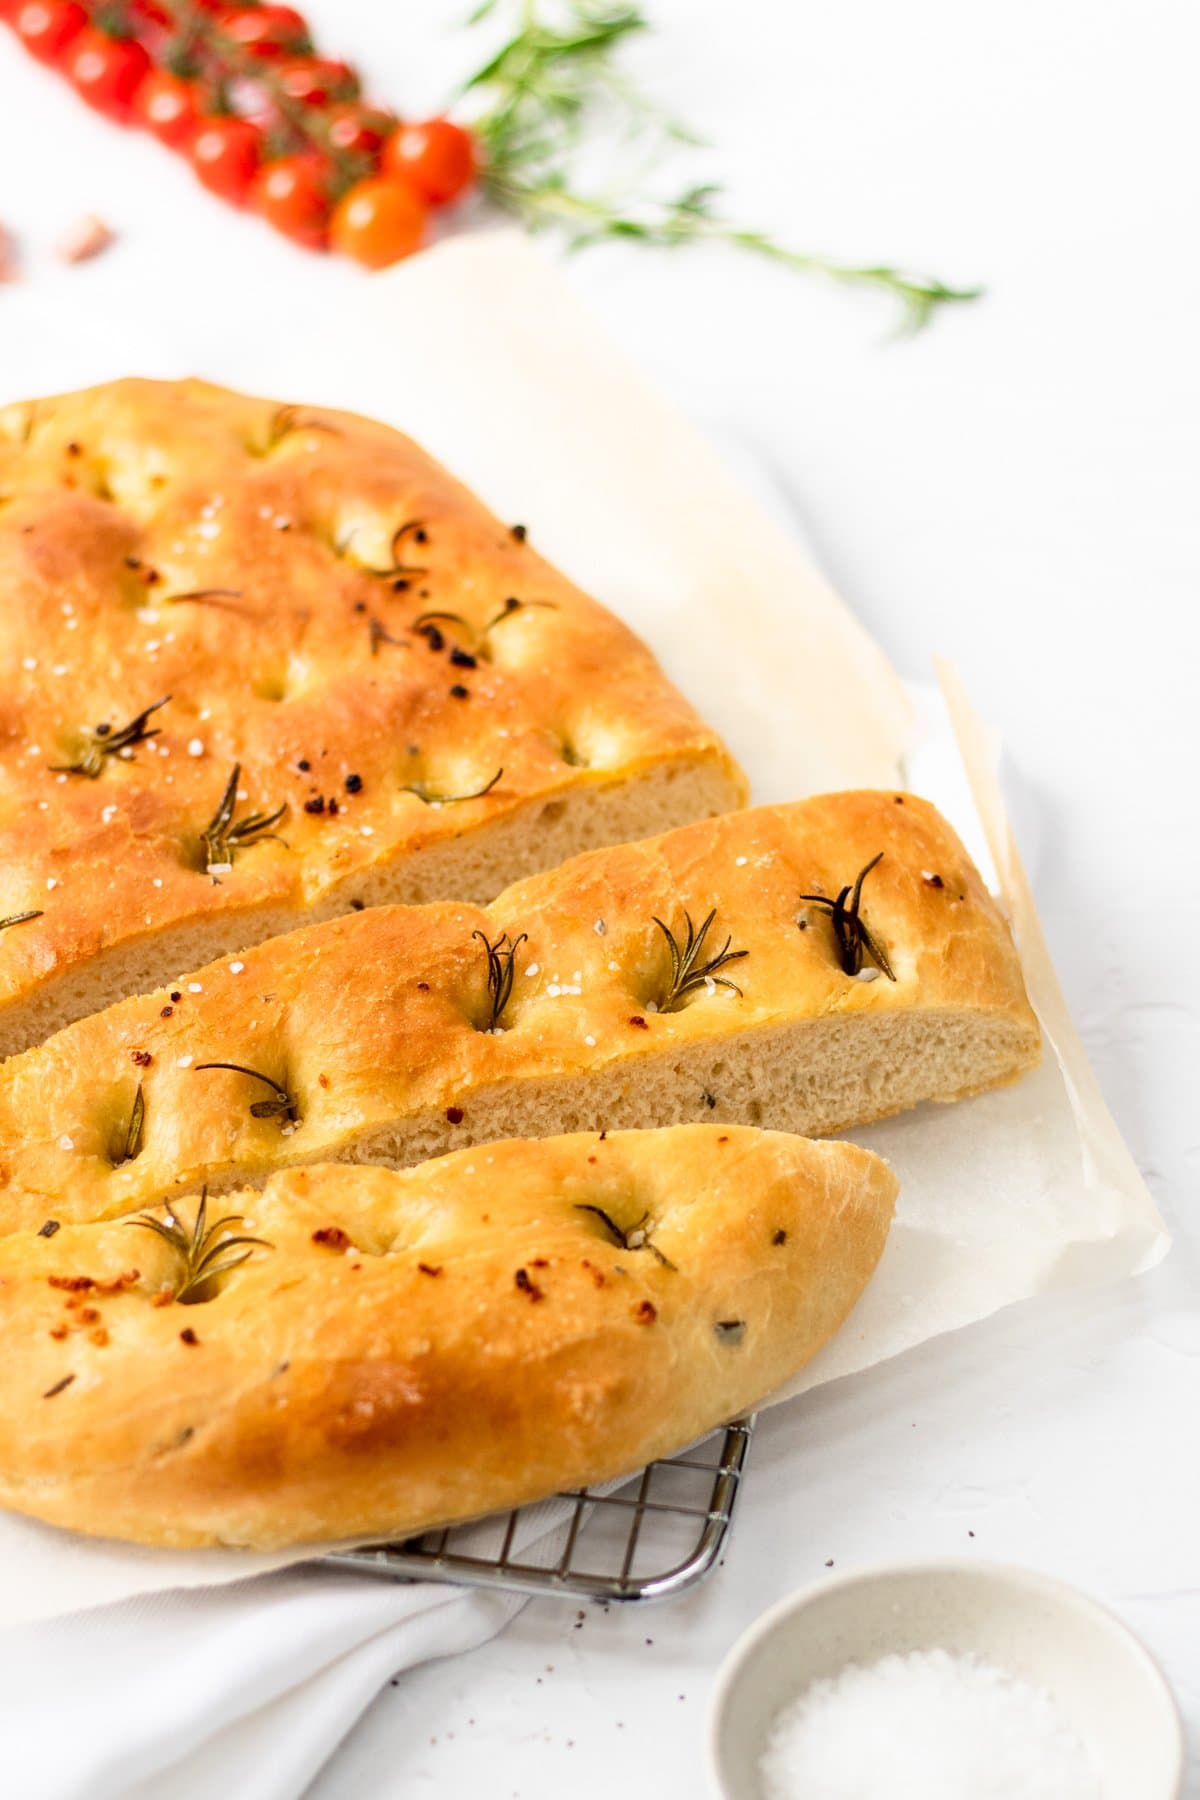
(708, 1559, 1183, 1799)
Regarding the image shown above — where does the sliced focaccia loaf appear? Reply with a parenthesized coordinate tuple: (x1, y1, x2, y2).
(0, 377, 744, 1058)
(0, 1126, 896, 1548)
(0, 791, 1038, 1236)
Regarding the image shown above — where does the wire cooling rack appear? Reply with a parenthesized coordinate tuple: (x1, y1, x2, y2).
(323, 1416, 755, 1604)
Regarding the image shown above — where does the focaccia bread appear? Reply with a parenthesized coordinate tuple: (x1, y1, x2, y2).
(0, 791, 1038, 1235)
(0, 1126, 896, 1548)
(0, 378, 744, 1059)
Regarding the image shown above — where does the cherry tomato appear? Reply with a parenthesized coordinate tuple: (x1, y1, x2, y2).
(248, 153, 332, 249)
(11, 0, 86, 64)
(188, 115, 263, 205)
(217, 5, 310, 56)
(66, 29, 151, 124)
(383, 118, 477, 207)
(132, 68, 202, 148)
(329, 177, 425, 269)
(326, 103, 393, 160)
(273, 54, 358, 107)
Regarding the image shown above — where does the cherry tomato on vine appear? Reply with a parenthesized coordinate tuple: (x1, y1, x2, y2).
(11, 0, 86, 64)
(65, 29, 151, 124)
(248, 153, 332, 249)
(188, 115, 263, 205)
(329, 177, 425, 269)
(132, 68, 202, 147)
(273, 54, 358, 107)
(383, 118, 477, 207)
(325, 103, 393, 160)
(216, 5, 310, 57)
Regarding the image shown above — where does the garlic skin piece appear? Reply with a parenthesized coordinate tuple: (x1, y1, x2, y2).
(55, 214, 116, 265)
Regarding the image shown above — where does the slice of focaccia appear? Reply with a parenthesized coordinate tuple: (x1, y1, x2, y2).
(0, 378, 744, 1059)
(0, 1126, 896, 1548)
(0, 791, 1038, 1236)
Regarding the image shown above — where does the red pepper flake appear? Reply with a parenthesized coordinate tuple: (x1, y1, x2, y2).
(132, 1049, 153, 1067)
(328, 797, 339, 816)
(922, 872, 945, 888)
(94, 1269, 139, 1292)
(417, 981, 430, 992)
(449, 647, 477, 670)
(446, 1105, 464, 1124)
(48, 1275, 94, 1292)
(580, 1258, 606, 1288)
(65, 441, 82, 458)
(179, 1327, 199, 1346)
(151, 1289, 173, 1307)
(90, 1326, 109, 1346)
(514, 1267, 543, 1301)
(894, 796, 905, 805)
(48, 1324, 68, 1341)
(628, 1016, 648, 1030)
(77, 1306, 100, 1324)
(304, 796, 326, 815)
(510, 523, 527, 541)
(717, 1135, 729, 1143)
(417, 1262, 443, 1277)
(599, 1129, 608, 1141)
(530, 1257, 549, 1269)
(298, 759, 311, 772)
(345, 773, 363, 793)
(632, 1300, 657, 1324)
(449, 684, 470, 700)
(318, 1073, 330, 1088)
(772, 1228, 787, 1245)
(38, 1220, 60, 1238)
(160, 1005, 174, 1018)
(43, 1374, 75, 1398)
(312, 1226, 350, 1250)
(587, 1155, 597, 1164)
(170, 991, 182, 1003)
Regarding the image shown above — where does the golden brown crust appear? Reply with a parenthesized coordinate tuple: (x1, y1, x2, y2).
(0, 1127, 896, 1548)
(0, 791, 1038, 1235)
(0, 378, 744, 1056)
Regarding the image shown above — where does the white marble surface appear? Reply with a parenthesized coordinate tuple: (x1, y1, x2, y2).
(2, 1, 1198, 1794)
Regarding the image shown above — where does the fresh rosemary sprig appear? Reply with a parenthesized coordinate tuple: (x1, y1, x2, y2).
(0, 910, 43, 932)
(462, 2, 979, 333)
(653, 909, 748, 1011)
(51, 695, 170, 779)
(473, 927, 528, 1028)
(401, 767, 504, 805)
(201, 764, 287, 872)
(798, 851, 896, 980)
(194, 1062, 298, 1122)
(574, 1202, 676, 1269)
(112, 1084, 145, 1166)
(127, 1187, 271, 1305)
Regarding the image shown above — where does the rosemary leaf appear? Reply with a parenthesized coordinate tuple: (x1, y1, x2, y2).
(652, 909, 748, 1012)
(128, 1188, 271, 1304)
(798, 851, 896, 980)
(461, 2, 978, 333)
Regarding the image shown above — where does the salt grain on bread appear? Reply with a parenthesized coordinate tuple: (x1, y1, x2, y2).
(0, 791, 1039, 1235)
(0, 1126, 897, 1548)
(0, 377, 744, 1058)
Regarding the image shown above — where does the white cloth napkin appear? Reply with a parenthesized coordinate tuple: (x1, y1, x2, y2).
(0, 1560, 526, 1799)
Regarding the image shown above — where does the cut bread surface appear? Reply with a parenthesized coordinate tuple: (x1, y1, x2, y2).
(0, 378, 743, 1059)
(0, 1127, 897, 1548)
(0, 791, 1039, 1237)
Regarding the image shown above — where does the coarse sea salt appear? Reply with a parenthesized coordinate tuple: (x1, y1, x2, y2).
(759, 1648, 1102, 1800)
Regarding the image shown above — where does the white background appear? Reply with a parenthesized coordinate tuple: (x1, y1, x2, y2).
(2, 1, 1199, 1794)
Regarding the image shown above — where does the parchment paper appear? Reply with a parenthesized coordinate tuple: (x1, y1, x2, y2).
(0, 233, 1166, 1627)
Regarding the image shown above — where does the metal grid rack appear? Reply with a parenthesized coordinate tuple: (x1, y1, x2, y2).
(324, 1416, 755, 1604)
